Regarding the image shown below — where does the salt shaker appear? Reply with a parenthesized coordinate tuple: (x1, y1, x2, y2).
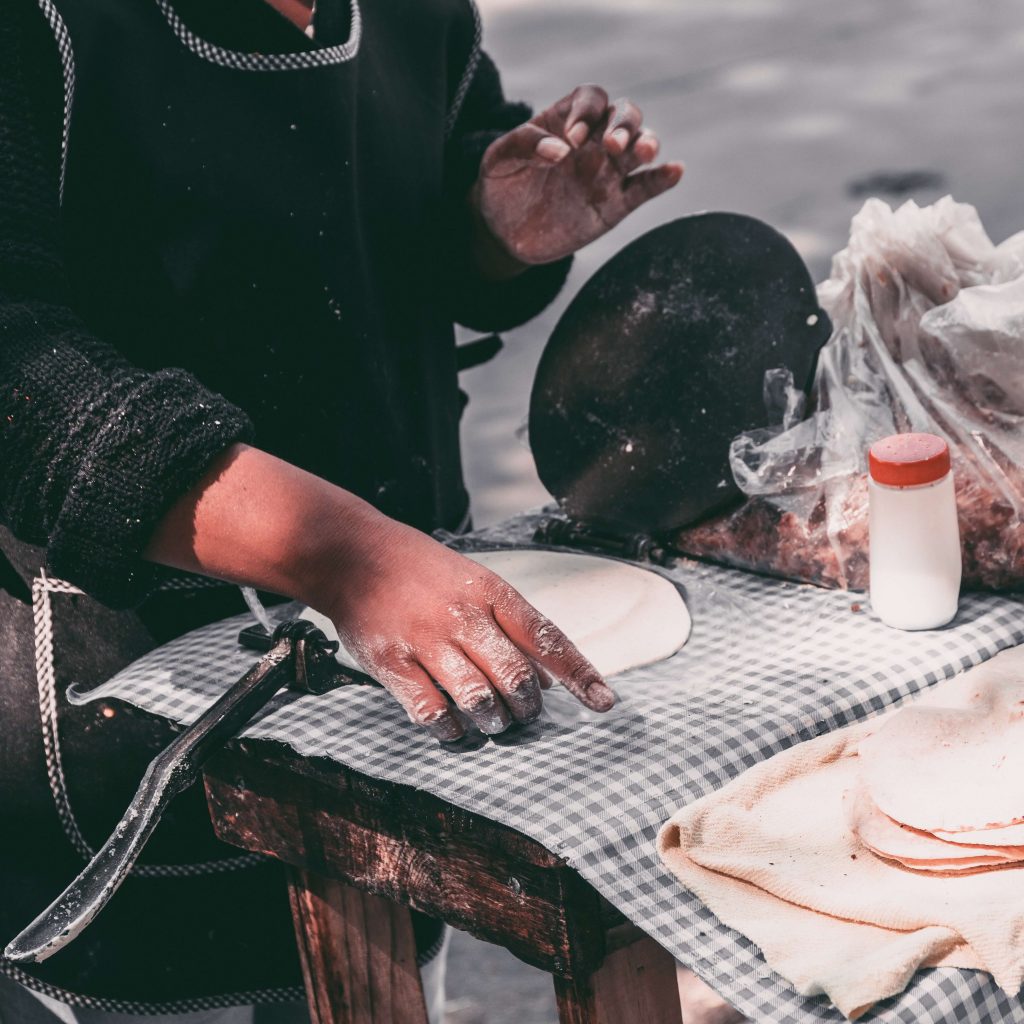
(868, 432, 962, 630)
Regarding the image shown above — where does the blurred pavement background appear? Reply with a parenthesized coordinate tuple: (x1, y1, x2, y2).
(449, 1, 1024, 1020)
(461, 0, 1024, 523)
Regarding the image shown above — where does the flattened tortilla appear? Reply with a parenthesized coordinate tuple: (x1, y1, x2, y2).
(932, 821, 1024, 845)
(301, 548, 691, 679)
(858, 650, 1024, 832)
(843, 785, 1024, 866)
(881, 856, 1017, 874)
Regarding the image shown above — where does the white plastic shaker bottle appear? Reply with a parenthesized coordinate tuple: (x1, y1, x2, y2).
(868, 432, 962, 631)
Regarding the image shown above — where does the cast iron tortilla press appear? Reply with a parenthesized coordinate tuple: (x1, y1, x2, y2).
(529, 211, 830, 558)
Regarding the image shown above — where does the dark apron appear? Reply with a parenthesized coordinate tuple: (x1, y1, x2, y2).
(1, 0, 478, 1009)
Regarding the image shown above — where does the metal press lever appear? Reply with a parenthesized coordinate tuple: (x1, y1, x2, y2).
(4, 619, 343, 965)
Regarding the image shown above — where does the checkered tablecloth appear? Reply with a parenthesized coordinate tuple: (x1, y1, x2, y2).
(72, 514, 1024, 1023)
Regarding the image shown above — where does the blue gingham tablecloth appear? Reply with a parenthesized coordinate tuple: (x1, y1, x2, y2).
(71, 514, 1024, 1023)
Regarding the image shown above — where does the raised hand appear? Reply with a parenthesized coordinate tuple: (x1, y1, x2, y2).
(471, 85, 684, 267)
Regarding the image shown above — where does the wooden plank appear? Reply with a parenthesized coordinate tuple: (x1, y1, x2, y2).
(554, 934, 682, 1024)
(217, 740, 565, 866)
(288, 866, 429, 1024)
(204, 742, 608, 977)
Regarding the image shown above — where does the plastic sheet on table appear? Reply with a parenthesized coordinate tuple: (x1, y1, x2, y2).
(677, 196, 1024, 592)
(439, 512, 835, 725)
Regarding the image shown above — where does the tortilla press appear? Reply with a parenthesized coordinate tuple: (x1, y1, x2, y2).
(528, 211, 831, 561)
(278, 212, 832, 692)
(237, 213, 831, 668)
(4, 619, 347, 965)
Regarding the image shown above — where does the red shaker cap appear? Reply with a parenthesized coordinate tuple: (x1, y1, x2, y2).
(869, 433, 951, 487)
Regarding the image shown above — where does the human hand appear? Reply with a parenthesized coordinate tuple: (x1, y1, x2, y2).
(470, 85, 683, 268)
(314, 514, 616, 741)
(145, 444, 613, 742)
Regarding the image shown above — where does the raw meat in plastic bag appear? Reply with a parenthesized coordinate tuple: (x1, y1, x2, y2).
(675, 196, 1024, 591)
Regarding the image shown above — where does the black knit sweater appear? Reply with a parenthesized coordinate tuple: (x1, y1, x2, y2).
(0, 0, 569, 608)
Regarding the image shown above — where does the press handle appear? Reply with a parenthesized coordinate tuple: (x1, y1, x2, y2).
(4, 620, 336, 964)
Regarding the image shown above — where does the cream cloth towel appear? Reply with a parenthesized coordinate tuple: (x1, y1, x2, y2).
(658, 646, 1024, 1020)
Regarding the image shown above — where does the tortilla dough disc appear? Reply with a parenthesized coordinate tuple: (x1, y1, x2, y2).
(857, 647, 1024, 833)
(880, 855, 1017, 874)
(300, 548, 691, 680)
(843, 785, 1024, 866)
(932, 821, 1024, 846)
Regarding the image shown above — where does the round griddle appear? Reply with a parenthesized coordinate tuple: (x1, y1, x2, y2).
(529, 212, 831, 538)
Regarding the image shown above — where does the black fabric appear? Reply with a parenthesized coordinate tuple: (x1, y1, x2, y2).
(0, 529, 306, 1009)
(57, 0, 472, 590)
(443, 50, 573, 332)
(170, 0, 327, 52)
(0, 0, 569, 609)
(0, 1, 256, 610)
(0, 0, 565, 1009)
(310, 0, 354, 46)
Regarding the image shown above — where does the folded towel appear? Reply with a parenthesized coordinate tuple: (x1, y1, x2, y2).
(658, 645, 1024, 1019)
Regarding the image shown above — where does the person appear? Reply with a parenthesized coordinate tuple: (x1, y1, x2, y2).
(0, 0, 683, 1020)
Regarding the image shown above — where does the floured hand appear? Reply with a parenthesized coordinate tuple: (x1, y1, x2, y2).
(470, 85, 683, 269)
(145, 445, 614, 743)
(313, 514, 616, 741)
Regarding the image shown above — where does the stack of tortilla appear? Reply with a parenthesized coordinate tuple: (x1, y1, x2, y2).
(658, 645, 1024, 1019)
(850, 663, 1024, 873)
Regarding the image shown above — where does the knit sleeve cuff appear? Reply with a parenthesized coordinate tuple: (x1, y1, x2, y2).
(46, 369, 254, 608)
(450, 253, 574, 334)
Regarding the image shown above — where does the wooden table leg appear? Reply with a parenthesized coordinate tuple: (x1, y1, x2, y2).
(287, 866, 430, 1024)
(553, 930, 682, 1024)
(206, 748, 675, 1024)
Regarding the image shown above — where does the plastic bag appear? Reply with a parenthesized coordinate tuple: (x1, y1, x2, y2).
(676, 196, 1024, 591)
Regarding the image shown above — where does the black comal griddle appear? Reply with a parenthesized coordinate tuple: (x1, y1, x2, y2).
(5, 212, 830, 963)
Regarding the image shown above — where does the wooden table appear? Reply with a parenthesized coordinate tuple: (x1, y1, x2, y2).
(203, 739, 683, 1024)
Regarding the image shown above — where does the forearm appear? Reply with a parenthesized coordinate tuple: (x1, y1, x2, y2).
(143, 443, 387, 608)
(145, 455, 617, 738)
